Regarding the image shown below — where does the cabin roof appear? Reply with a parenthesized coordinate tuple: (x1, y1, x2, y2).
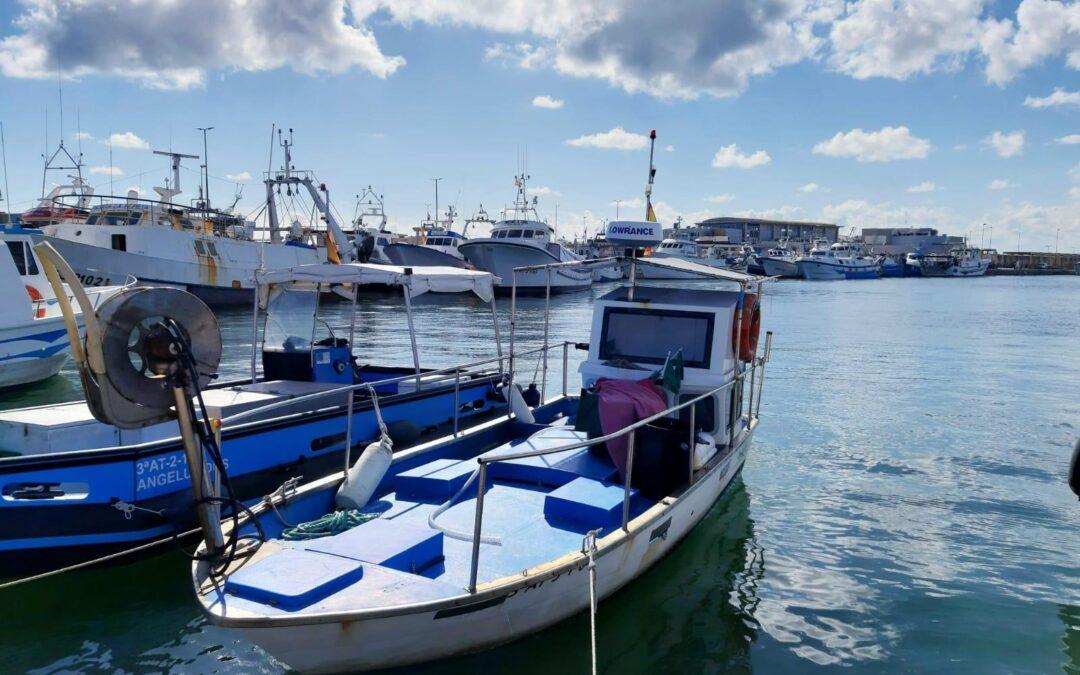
(599, 285, 740, 309)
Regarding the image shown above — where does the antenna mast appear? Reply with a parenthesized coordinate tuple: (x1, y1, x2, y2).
(645, 129, 657, 222)
(197, 126, 214, 209)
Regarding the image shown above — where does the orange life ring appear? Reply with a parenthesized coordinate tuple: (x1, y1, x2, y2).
(25, 285, 46, 318)
(733, 293, 761, 362)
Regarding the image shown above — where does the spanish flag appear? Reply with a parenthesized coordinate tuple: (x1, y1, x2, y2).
(326, 229, 342, 265)
(646, 200, 657, 223)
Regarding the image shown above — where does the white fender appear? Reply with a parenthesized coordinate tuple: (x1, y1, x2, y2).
(508, 382, 535, 424)
(693, 433, 718, 470)
(335, 436, 393, 510)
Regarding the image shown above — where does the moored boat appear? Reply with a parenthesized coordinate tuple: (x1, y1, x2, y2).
(797, 241, 881, 280)
(918, 247, 990, 277)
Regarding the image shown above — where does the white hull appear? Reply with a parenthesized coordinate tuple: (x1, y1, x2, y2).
(759, 257, 799, 278)
(0, 317, 70, 387)
(922, 260, 990, 277)
(459, 241, 591, 291)
(637, 256, 732, 280)
(797, 259, 846, 280)
(43, 223, 320, 304)
(221, 429, 752, 673)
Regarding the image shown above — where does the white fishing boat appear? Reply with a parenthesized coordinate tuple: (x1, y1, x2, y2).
(757, 245, 800, 278)
(348, 186, 396, 265)
(458, 174, 591, 292)
(383, 206, 470, 269)
(797, 241, 881, 280)
(918, 247, 990, 277)
(38, 134, 328, 305)
(0, 225, 123, 387)
(638, 237, 735, 279)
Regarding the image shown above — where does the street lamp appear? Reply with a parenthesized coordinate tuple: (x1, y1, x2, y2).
(197, 126, 213, 208)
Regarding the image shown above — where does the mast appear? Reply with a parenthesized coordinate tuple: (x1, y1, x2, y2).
(152, 150, 199, 205)
(645, 129, 657, 222)
(197, 126, 214, 209)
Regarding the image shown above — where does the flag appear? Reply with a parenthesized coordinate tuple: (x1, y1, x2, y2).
(646, 200, 657, 223)
(326, 228, 342, 265)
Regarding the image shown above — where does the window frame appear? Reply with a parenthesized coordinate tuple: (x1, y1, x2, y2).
(598, 306, 715, 369)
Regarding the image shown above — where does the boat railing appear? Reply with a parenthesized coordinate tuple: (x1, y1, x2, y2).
(465, 331, 773, 593)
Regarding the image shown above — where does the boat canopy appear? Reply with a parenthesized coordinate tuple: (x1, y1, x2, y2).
(255, 263, 496, 301)
(633, 256, 764, 284)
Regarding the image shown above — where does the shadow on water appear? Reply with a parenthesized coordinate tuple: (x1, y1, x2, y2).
(390, 481, 761, 675)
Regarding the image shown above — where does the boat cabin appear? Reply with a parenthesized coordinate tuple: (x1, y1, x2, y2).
(488, 220, 553, 242)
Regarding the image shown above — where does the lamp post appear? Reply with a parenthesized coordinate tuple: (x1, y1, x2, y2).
(197, 126, 213, 208)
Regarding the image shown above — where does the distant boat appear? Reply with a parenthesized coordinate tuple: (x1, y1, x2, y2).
(383, 206, 470, 269)
(458, 174, 592, 292)
(0, 226, 123, 387)
(757, 246, 800, 278)
(637, 236, 736, 280)
(918, 247, 990, 277)
(797, 241, 881, 280)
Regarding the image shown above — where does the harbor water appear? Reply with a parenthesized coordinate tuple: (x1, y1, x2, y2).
(0, 276, 1076, 673)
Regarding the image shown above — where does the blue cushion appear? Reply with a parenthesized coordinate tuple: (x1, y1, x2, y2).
(395, 458, 478, 502)
(544, 477, 635, 530)
(225, 549, 363, 610)
(305, 519, 444, 574)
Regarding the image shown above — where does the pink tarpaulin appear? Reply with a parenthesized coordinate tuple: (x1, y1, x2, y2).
(594, 377, 667, 479)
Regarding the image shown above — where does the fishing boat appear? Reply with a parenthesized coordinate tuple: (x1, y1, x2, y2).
(917, 247, 990, 277)
(0, 246, 507, 577)
(383, 206, 470, 269)
(347, 186, 396, 265)
(0, 225, 124, 387)
(756, 246, 800, 278)
(164, 250, 771, 673)
(458, 174, 591, 292)
(638, 236, 739, 279)
(797, 241, 881, 280)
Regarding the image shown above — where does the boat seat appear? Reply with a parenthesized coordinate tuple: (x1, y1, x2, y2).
(483, 428, 619, 487)
(394, 458, 481, 502)
(543, 477, 643, 532)
(305, 519, 444, 575)
(224, 549, 364, 610)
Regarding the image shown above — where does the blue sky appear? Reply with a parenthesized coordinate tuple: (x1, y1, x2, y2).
(0, 1, 1076, 251)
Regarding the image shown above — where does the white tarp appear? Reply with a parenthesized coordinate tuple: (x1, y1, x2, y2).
(632, 256, 762, 283)
(255, 263, 496, 302)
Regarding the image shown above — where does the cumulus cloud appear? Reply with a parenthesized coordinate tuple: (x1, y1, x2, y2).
(828, 0, 983, 80)
(979, 0, 1080, 86)
(813, 126, 932, 162)
(822, 199, 952, 229)
(531, 186, 560, 196)
(907, 181, 938, 193)
(532, 95, 564, 109)
(1055, 134, 1080, 144)
(664, 145, 675, 152)
(798, 182, 822, 193)
(705, 194, 736, 203)
(74, 131, 94, 141)
(225, 172, 252, 182)
(711, 144, 771, 169)
(107, 131, 149, 150)
(988, 178, 1015, 190)
(1025, 87, 1080, 108)
(566, 126, 648, 150)
(89, 165, 123, 176)
(0, 0, 404, 90)
(984, 130, 1025, 157)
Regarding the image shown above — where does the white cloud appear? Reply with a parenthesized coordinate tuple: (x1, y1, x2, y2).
(1070, 185, 1080, 200)
(89, 165, 123, 176)
(711, 144, 771, 169)
(828, 0, 984, 80)
(1056, 134, 1080, 145)
(798, 182, 822, 193)
(980, 0, 1080, 86)
(988, 178, 1015, 190)
(954, 144, 968, 150)
(907, 181, 938, 193)
(0, 0, 404, 90)
(74, 131, 94, 141)
(664, 145, 674, 152)
(531, 185, 560, 196)
(484, 42, 552, 70)
(566, 126, 648, 151)
(821, 199, 953, 229)
(813, 126, 932, 162)
(705, 194, 735, 203)
(983, 130, 1025, 158)
(532, 95, 564, 109)
(1024, 87, 1080, 108)
(225, 171, 252, 182)
(734, 205, 805, 220)
(107, 131, 149, 150)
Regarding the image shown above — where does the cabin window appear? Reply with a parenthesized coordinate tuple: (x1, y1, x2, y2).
(598, 307, 714, 369)
(111, 234, 126, 251)
(5, 241, 38, 276)
(86, 214, 99, 225)
(206, 241, 219, 257)
(507, 230, 523, 238)
(194, 240, 207, 256)
(263, 287, 318, 352)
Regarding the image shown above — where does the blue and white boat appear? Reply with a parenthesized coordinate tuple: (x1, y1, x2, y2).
(757, 246, 800, 278)
(166, 255, 774, 672)
(0, 225, 124, 388)
(383, 208, 470, 270)
(0, 255, 507, 577)
(797, 241, 881, 280)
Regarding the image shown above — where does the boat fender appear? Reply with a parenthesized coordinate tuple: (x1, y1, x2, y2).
(335, 435, 393, 510)
(509, 383, 535, 424)
(25, 285, 46, 319)
(522, 383, 541, 407)
(1069, 437, 1080, 499)
(733, 293, 761, 363)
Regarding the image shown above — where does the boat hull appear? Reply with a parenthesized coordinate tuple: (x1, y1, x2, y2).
(213, 425, 753, 673)
(920, 260, 990, 277)
(458, 241, 591, 292)
(0, 318, 72, 388)
(759, 257, 799, 278)
(798, 259, 880, 280)
(382, 243, 469, 269)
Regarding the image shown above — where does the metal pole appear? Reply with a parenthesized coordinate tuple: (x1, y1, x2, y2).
(467, 462, 488, 593)
(755, 332, 772, 420)
(402, 283, 422, 390)
(562, 341, 569, 397)
(453, 371, 460, 437)
(508, 271, 517, 385)
(541, 268, 551, 401)
(628, 252, 637, 301)
(730, 286, 745, 449)
(491, 296, 504, 376)
(173, 386, 224, 553)
(343, 390, 355, 475)
(250, 282, 259, 382)
(688, 404, 696, 484)
(622, 432, 635, 531)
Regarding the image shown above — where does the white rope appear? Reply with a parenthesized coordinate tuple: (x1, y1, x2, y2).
(262, 476, 302, 527)
(110, 500, 165, 520)
(584, 528, 601, 675)
(427, 467, 502, 545)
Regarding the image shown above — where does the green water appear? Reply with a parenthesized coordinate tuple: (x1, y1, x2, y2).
(0, 276, 1077, 673)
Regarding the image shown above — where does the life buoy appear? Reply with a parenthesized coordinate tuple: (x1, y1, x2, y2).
(733, 293, 761, 362)
(25, 285, 46, 319)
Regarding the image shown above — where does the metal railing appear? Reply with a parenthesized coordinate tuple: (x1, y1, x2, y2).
(465, 331, 773, 593)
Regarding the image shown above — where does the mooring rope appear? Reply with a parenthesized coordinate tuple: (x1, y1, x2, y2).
(584, 528, 601, 675)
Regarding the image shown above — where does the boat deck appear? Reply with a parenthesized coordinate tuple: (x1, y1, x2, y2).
(208, 424, 657, 618)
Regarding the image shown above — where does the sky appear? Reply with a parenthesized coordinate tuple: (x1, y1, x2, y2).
(0, 0, 1077, 252)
